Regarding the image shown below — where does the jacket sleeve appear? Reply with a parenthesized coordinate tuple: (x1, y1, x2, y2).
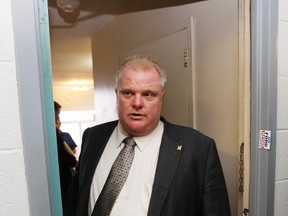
(202, 139, 231, 216)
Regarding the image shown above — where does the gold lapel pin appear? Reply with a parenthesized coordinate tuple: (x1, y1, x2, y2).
(177, 145, 182, 151)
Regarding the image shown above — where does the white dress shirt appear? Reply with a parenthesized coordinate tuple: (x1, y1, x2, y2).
(88, 121, 164, 216)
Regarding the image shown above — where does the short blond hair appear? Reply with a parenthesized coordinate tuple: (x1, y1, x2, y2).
(115, 55, 167, 91)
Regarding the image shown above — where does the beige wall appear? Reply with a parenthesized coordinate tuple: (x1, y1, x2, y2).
(275, 0, 288, 215)
(91, 0, 239, 214)
(0, 0, 30, 215)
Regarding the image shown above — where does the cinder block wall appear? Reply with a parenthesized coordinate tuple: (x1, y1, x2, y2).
(0, 0, 30, 215)
(275, 0, 288, 215)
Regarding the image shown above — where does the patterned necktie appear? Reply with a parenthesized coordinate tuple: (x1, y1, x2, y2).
(91, 137, 136, 216)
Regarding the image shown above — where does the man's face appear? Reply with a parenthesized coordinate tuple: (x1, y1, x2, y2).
(116, 67, 164, 136)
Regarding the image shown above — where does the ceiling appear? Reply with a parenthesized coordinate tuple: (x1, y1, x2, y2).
(48, 0, 205, 89)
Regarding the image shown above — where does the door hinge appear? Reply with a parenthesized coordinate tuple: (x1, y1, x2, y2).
(239, 142, 244, 192)
(184, 49, 188, 67)
(243, 208, 249, 215)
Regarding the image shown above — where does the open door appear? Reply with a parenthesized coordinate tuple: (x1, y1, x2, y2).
(120, 18, 194, 127)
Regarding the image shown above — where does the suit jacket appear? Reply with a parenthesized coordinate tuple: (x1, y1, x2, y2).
(63, 118, 231, 216)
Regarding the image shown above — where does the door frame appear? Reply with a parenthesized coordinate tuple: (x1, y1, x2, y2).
(11, 0, 62, 215)
(250, 0, 278, 215)
(238, 0, 251, 214)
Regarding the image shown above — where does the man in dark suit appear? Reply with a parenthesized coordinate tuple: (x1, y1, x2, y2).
(63, 55, 231, 216)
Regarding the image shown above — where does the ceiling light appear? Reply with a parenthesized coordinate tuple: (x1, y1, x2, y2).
(53, 86, 93, 91)
(71, 86, 91, 91)
(56, 0, 80, 13)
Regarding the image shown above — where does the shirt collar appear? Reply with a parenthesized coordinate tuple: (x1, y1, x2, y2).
(116, 121, 163, 152)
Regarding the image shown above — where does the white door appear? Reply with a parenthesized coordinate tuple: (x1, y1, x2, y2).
(119, 17, 241, 215)
(120, 21, 193, 127)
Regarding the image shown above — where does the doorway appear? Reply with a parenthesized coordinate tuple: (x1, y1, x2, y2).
(48, 0, 250, 215)
(13, 0, 281, 215)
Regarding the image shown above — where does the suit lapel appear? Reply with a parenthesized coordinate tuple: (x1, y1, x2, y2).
(77, 121, 118, 216)
(83, 121, 118, 180)
(148, 123, 182, 216)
